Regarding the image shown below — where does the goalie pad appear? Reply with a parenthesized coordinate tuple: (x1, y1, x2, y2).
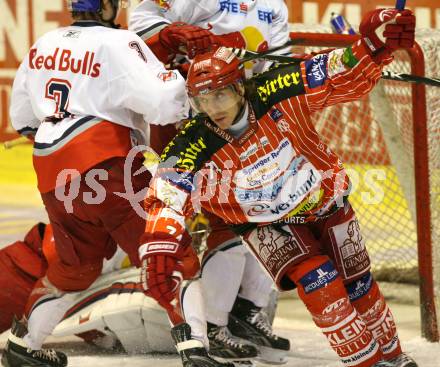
(52, 267, 175, 353)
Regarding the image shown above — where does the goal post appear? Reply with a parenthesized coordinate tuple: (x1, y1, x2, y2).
(288, 28, 439, 342)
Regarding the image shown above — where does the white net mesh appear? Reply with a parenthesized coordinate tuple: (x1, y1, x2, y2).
(289, 26, 440, 315)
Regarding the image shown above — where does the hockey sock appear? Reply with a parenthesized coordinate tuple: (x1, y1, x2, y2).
(180, 279, 209, 347)
(23, 277, 76, 350)
(201, 243, 246, 326)
(239, 252, 274, 308)
(287, 256, 382, 367)
(346, 273, 402, 360)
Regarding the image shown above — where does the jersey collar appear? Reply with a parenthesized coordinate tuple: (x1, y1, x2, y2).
(203, 103, 258, 145)
(71, 20, 105, 27)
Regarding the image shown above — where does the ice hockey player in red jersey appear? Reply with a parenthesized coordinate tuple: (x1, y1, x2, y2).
(139, 7, 418, 367)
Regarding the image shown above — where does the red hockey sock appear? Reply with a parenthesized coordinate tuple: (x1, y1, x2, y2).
(347, 275, 402, 360)
(288, 256, 383, 367)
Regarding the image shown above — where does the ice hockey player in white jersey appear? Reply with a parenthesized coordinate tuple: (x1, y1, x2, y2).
(128, 1, 291, 364)
(129, 0, 290, 73)
(1, 1, 196, 366)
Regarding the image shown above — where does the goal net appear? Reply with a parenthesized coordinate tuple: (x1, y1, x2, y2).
(288, 25, 440, 341)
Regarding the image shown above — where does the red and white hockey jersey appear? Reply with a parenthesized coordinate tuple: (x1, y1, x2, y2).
(143, 41, 387, 239)
(10, 21, 189, 193)
(129, 0, 290, 72)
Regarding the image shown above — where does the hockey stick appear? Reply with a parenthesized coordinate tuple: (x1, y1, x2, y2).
(3, 136, 29, 149)
(230, 50, 440, 88)
(381, 71, 440, 87)
(396, 0, 406, 10)
(228, 38, 305, 63)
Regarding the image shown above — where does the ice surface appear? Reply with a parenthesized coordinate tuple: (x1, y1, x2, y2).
(1, 299, 438, 367)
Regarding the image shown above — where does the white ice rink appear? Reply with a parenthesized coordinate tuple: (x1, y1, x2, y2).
(1, 297, 439, 367)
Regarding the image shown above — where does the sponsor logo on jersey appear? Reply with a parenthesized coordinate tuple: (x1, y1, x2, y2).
(129, 41, 148, 63)
(299, 261, 338, 294)
(269, 108, 283, 122)
(239, 142, 259, 161)
(305, 54, 328, 88)
(256, 66, 304, 103)
(29, 48, 101, 78)
(327, 48, 347, 77)
(219, 1, 244, 15)
(157, 71, 178, 82)
(236, 138, 293, 188)
(63, 30, 81, 38)
(257, 10, 273, 24)
(235, 155, 306, 203)
(260, 136, 269, 147)
(160, 170, 194, 193)
(276, 118, 290, 133)
(174, 137, 207, 171)
(286, 188, 323, 216)
(155, 177, 188, 212)
(244, 163, 321, 219)
(218, 1, 272, 23)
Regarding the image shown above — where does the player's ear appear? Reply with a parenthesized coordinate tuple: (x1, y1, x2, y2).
(236, 82, 245, 97)
(101, 0, 117, 21)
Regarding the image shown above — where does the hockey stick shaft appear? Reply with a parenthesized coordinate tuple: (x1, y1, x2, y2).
(3, 136, 29, 149)
(381, 71, 440, 87)
(228, 38, 304, 62)
(232, 50, 440, 87)
(396, 0, 406, 10)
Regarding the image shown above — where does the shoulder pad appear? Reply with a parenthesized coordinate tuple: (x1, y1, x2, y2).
(249, 62, 305, 114)
(160, 117, 227, 172)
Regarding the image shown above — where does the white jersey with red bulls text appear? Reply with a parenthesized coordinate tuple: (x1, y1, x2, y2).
(10, 21, 189, 193)
(129, 0, 290, 72)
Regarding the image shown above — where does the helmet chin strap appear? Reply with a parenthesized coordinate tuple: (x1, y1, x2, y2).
(231, 97, 247, 126)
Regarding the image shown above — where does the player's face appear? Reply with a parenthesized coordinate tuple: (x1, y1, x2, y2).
(192, 85, 244, 129)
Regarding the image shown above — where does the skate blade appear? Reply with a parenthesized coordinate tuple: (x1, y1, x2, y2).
(255, 346, 288, 365)
(231, 360, 256, 367)
(211, 355, 256, 366)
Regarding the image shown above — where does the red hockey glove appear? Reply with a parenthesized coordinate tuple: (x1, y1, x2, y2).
(359, 8, 415, 63)
(139, 235, 185, 311)
(159, 22, 215, 59)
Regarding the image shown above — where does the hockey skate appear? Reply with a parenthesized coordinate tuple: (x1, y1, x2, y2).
(207, 322, 258, 361)
(372, 354, 418, 367)
(229, 297, 290, 364)
(1, 317, 67, 367)
(387, 353, 418, 367)
(171, 322, 234, 367)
